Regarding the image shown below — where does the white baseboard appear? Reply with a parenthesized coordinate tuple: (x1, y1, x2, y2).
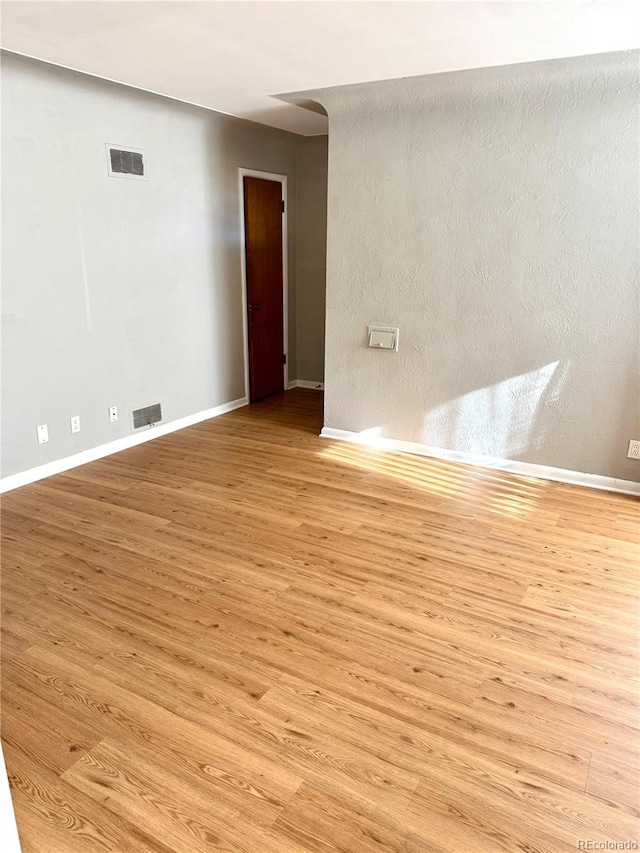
(320, 427, 640, 497)
(0, 397, 248, 494)
(288, 380, 324, 390)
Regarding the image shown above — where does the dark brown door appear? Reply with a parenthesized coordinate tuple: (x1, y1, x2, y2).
(243, 176, 285, 402)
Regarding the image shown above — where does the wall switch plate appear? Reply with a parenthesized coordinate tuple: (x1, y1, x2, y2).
(368, 325, 399, 351)
(70, 416, 81, 434)
(109, 406, 118, 423)
(36, 424, 49, 444)
(628, 439, 640, 459)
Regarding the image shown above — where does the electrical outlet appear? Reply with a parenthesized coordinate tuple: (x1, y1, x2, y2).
(628, 439, 640, 459)
(36, 424, 49, 444)
(70, 415, 81, 434)
(109, 406, 118, 423)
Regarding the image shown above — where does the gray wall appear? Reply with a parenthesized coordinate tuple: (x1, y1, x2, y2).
(1, 53, 327, 479)
(307, 51, 640, 481)
(296, 135, 328, 383)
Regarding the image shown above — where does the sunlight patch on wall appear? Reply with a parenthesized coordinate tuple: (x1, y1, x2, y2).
(316, 364, 565, 518)
(423, 361, 563, 460)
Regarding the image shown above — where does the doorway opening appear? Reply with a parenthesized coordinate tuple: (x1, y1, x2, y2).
(239, 168, 288, 402)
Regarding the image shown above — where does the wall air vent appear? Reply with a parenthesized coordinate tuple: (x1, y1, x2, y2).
(106, 144, 145, 179)
(132, 403, 162, 429)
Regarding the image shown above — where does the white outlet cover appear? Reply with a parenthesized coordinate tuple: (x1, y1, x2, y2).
(109, 406, 118, 422)
(70, 416, 81, 434)
(627, 439, 640, 459)
(36, 424, 49, 444)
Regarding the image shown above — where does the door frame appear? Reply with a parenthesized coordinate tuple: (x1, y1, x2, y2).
(238, 167, 289, 401)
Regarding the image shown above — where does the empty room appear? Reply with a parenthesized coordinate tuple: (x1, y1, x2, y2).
(1, 2, 639, 851)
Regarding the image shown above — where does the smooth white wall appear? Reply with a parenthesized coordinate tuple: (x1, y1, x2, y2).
(1, 53, 307, 479)
(304, 51, 640, 481)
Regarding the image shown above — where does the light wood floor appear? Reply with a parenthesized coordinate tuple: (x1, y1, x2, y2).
(1, 389, 639, 852)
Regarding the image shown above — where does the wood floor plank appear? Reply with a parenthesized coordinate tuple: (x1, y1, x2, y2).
(5, 645, 305, 827)
(3, 741, 167, 853)
(258, 672, 591, 792)
(2, 389, 638, 851)
(272, 781, 440, 853)
(61, 739, 307, 853)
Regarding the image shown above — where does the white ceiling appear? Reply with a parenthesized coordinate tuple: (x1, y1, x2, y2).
(2, 1, 639, 135)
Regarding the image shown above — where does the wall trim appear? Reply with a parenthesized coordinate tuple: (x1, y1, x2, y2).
(288, 380, 324, 390)
(0, 397, 248, 494)
(319, 427, 640, 497)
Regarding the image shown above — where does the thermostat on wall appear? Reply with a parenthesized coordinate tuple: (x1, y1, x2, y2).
(368, 325, 399, 351)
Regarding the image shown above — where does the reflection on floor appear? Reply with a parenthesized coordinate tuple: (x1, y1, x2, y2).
(2, 389, 639, 852)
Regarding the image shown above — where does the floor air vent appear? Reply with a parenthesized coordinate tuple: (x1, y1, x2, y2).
(132, 403, 162, 429)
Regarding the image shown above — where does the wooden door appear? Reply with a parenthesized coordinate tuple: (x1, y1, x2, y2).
(243, 176, 285, 402)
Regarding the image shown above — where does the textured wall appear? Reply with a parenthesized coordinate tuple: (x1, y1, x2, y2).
(1, 53, 306, 478)
(307, 51, 640, 481)
(296, 135, 328, 383)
